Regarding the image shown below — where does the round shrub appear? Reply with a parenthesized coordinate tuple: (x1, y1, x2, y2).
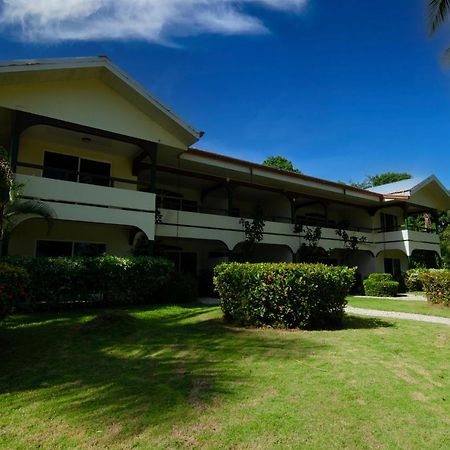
(214, 263, 356, 329)
(420, 270, 450, 306)
(0, 262, 30, 319)
(366, 273, 394, 283)
(363, 273, 399, 297)
(404, 268, 427, 292)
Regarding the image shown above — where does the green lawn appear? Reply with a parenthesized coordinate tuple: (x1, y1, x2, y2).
(1, 306, 450, 449)
(347, 296, 450, 319)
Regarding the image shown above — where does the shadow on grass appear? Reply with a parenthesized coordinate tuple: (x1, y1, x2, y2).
(0, 305, 394, 443)
(0, 305, 322, 441)
(342, 314, 395, 330)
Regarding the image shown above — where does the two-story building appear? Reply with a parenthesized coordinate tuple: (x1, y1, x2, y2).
(1, 57, 448, 285)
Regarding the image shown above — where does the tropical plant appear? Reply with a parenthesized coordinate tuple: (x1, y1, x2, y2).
(295, 224, 327, 263)
(335, 227, 367, 264)
(0, 148, 55, 255)
(239, 205, 265, 260)
(430, 0, 450, 32)
(429, 0, 450, 60)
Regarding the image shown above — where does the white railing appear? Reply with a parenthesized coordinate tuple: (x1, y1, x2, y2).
(15, 174, 156, 239)
(16, 174, 155, 211)
(156, 209, 441, 255)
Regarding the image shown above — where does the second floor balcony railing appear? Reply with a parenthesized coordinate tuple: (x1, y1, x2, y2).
(16, 162, 439, 236)
(16, 162, 151, 191)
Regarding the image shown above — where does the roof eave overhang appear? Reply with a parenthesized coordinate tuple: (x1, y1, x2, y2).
(182, 148, 384, 203)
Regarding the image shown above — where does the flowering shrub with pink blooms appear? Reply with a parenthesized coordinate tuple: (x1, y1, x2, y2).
(0, 263, 30, 320)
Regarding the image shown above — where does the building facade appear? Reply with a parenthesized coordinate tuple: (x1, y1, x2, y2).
(1, 57, 448, 284)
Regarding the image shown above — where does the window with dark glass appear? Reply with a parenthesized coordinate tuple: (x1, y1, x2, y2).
(73, 242, 106, 256)
(384, 258, 401, 278)
(79, 159, 111, 187)
(43, 152, 78, 182)
(36, 240, 73, 257)
(36, 240, 106, 257)
(42, 151, 111, 187)
(380, 213, 398, 232)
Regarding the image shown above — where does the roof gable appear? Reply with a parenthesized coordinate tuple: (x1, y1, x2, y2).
(370, 175, 450, 210)
(0, 57, 201, 149)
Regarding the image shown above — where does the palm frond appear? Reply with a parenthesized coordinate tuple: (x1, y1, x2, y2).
(7, 200, 55, 220)
(430, 0, 450, 33)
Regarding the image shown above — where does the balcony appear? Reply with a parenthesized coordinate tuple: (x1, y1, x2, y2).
(15, 173, 156, 239)
(374, 230, 441, 256)
(156, 208, 441, 256)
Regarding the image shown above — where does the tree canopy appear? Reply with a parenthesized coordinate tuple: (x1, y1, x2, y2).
(262, 156, 302, 174)
(350, 172, 412, 189)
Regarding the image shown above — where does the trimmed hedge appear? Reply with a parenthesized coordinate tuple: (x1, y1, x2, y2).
(420, 270, 450, 306)
(2, 256, 188, 310)
(0, 262, 30, 319)
(363, 273, 399, 297)
(213, 263, 356, 329)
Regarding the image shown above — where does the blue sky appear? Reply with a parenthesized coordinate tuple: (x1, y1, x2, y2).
(0, 0, 449, 186)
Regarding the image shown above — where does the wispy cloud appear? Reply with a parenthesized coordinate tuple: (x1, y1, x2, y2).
(0, 0, 308, 44)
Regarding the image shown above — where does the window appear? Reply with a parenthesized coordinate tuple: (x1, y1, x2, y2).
(156, 195, 198, 212)
(36, 240, 106, 257)
(79, 159, 111, 187)
(380, 213, 399, 232)
(36, 240, 73, 257)
(73, 242, 106, 256)
(43, 152, 78, 182)
(164, 251, 197, 276)
(384, 258, 401, 278)
(43, 151, 111, 187)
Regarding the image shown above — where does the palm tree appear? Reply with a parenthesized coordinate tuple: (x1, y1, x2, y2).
(430, 0, 450, 32)
(429, 0, 450, 60)
(0, 148, 55, 256)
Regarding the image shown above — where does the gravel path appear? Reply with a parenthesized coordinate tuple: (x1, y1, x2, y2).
(346, 306, 450, 326)
(352, 294, 427, 302)
(198, 298, 450, 326)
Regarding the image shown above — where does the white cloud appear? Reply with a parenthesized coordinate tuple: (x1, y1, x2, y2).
(0, 0, 308, 44)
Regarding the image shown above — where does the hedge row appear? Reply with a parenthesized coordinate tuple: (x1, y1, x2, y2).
(420, 270, 450, 306)
(0, 262, 30, 320)
(213, 263, 355, 329)
(363, 273, 399, 297)
(0, 256, 197, 313)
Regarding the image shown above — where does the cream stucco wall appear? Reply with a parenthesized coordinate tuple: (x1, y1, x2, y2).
(0, 78, 187, 148)
(9, 219, 132, 256)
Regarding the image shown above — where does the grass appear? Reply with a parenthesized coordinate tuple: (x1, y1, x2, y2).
(1, 306, 450, 449)
(347, 296, 450, 319)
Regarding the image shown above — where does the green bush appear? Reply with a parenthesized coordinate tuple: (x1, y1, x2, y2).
(213, 263, 356, 329)
(366, 273, 394, 282)
(404, 268, 428, 292)
(0, 262, 30, 319)
(420, 270, 450, 306)
(363, 273, 399, 297)
(2, 256, 180, 310)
